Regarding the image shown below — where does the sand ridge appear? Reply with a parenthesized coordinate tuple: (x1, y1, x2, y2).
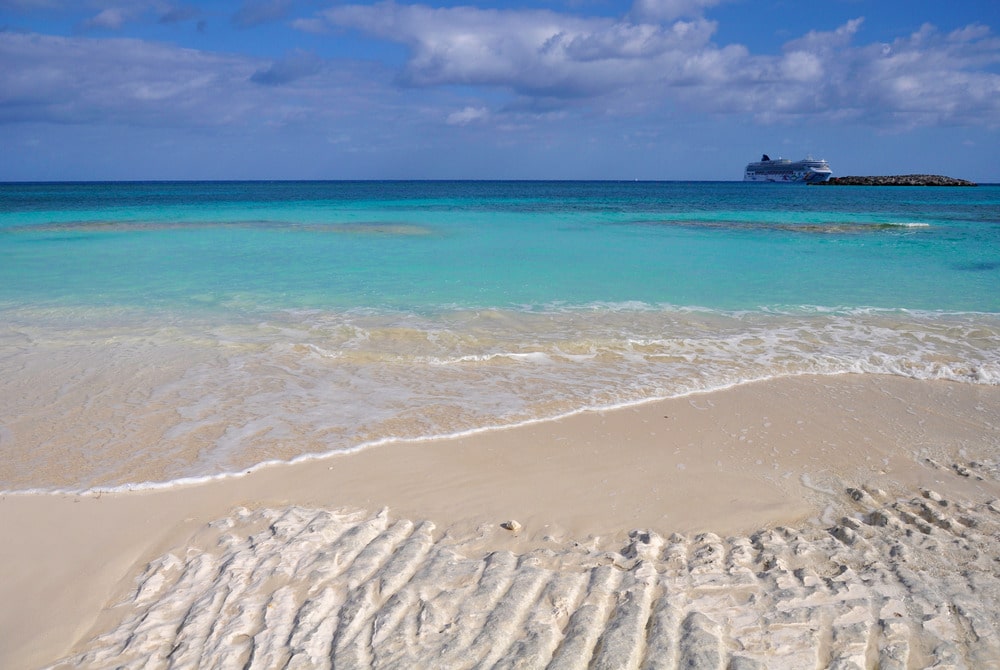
(49, 458, 1000, 669)
(2, 374, 998, 668)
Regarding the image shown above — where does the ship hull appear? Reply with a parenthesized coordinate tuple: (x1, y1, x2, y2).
(744, 156, 832, 183)
(744, 170, 833, 183)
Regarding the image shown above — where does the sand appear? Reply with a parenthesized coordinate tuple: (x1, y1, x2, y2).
(1, 374, 999, 668)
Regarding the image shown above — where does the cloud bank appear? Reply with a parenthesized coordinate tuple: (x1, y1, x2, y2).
(1, 1, 998, 141)
(0, 0, 1000, 178)
(314, 3, 1000, 127)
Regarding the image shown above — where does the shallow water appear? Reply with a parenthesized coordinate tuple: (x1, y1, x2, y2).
(1, 181, 998, 491)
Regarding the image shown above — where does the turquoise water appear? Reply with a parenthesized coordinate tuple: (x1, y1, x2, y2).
(3, 181, 999, 311)
(1, 181, 998, 491)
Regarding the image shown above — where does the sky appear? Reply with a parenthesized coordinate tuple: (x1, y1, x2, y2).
(1, 0, 999, 181)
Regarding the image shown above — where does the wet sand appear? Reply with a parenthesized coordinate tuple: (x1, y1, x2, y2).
(2, 374, 999, 668)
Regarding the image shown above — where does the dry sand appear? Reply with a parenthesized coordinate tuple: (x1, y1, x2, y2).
(1, 374, 999, 668)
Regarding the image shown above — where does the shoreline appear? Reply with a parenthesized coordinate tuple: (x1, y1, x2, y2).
(6, 365, 999, 499)
(2, 373, 999, 667)
(0, 377, 778, 499)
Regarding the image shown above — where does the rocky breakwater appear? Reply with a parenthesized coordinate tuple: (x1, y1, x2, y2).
(814, 174, 977, 186)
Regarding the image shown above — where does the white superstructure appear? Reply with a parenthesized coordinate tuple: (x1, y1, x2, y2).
(744, 155, 833, 183)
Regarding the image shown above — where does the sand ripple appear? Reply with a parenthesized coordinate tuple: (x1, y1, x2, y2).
(52, 471, 1000, 669)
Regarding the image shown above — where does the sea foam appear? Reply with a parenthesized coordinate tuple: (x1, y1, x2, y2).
(1, 304, 997, 494)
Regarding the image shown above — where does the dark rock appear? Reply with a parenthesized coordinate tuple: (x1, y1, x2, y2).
(812, 174, 977, 186)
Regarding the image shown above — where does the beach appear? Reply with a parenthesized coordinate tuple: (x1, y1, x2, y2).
(3, 373, 999, 668)
(2, 180, 999, 667)
(3, 0, 1000, 663)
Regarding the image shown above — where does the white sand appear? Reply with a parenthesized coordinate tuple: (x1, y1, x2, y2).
(2, 374, 999, 668)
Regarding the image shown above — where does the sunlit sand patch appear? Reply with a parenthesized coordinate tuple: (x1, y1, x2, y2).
(3, 373, 998, 669)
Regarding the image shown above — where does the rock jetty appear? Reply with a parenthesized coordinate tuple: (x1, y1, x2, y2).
(814, 174, 976, 186)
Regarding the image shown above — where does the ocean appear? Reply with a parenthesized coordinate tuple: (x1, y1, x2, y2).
(1, 180, 998, 492)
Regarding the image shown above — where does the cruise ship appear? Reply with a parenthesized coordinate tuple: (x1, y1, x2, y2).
(744, 155, 833, 183)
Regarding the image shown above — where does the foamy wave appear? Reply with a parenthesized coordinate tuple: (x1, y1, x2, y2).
(425, 351, 556, 365)
(2, 304, 998, 493)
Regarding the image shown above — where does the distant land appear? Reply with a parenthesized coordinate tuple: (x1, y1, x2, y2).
(813, 175, 977, 186)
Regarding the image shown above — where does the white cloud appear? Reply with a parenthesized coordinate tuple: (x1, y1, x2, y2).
(783, 17, 863, 54)
(322, 2, 718, 98)
(628, 0, 722, 23)
(289, 17, 328, 34)
(250, 50, 323, 86)
(0, 33, 245, 123)
(948, 24, 991, 43)
(447, 105, 489, 125)
(81, 7, 136, 31)
(312, 5, 1000, 128)
(781, 50, 823, 82)
(0, 31, 397, 131)
(11, 2, 202, 31)
(0, 0, 64, 9)
(850, 24, 1000, 128)
(2, 6, 998, 141)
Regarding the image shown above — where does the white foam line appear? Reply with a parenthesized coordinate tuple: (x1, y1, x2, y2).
(4, 363, 997, 499)
(0, 370, 854, 498)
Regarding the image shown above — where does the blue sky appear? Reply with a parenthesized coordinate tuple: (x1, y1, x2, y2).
(1, 0, 998, 181)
